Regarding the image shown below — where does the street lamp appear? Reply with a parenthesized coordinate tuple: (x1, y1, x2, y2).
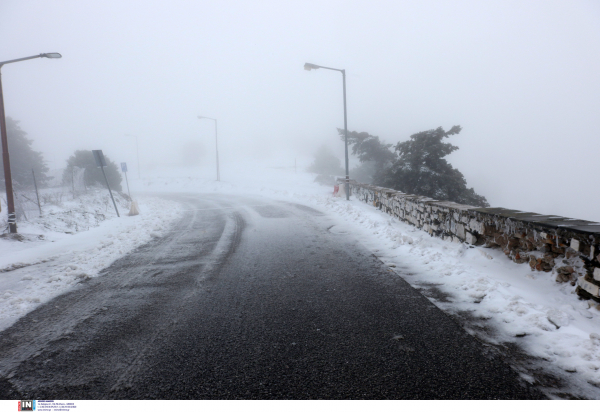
(0, 52, 62, 233)
(125, 134, 141, 179)
(304, 62, 350, 200)
(197, 116, 220, 182)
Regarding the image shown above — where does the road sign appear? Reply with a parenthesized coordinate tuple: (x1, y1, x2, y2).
(92, 150, 107, 168)
(121, 162, 128, 172)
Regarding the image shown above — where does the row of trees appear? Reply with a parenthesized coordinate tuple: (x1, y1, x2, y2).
(0, 118, 50, 189)
(309, 125, 488, 207)
(62, 150, 122, 191)
(0, 117, 122, 191)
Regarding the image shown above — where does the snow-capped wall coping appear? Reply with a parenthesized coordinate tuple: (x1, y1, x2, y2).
(344, 180, 600, 301)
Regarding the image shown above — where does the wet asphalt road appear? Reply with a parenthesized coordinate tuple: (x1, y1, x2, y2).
(0, 194, 546, 399)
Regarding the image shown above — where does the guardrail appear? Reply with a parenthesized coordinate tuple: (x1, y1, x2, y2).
(341, 179, 600, 301)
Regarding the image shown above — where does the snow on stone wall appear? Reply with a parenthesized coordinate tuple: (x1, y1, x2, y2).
(345, 180, 600, 301)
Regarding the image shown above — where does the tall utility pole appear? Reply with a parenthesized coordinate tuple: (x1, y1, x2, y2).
(0, 52, 62, 233)
(304, 62, 350, 200)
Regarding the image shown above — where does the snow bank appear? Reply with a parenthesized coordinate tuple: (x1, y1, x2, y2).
(0, 188, 183, 331)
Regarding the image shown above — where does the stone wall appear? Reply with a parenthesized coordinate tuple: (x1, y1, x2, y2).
(343, 180, 600, 301)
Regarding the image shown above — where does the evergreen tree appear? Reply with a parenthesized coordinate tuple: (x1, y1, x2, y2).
(337, 129, 395, 184)
(0, 117, 50, 189)
(63, 150, 123, 191)
(343, 125, 489, 207)
(307, 144, 344, 176)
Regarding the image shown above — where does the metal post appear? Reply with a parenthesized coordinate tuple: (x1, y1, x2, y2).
(100, 166, 120, 217)
(32, 169, 42, 217)
(0, 69, 16, 233)
(342, 70, 350, 200)
(0, 52, 61, 233)
(71, 167, 75, 199)
(124, 171, 131, 199)
(304, 62, 351, 200)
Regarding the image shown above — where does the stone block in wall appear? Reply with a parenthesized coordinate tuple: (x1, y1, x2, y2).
(468, 219, 482, 233)
(492, 233, 507, 247)
(465, 232, 477, 245)
(468, 219, 495, 236)
(557, 266, 575, 275)
(579, 277, 600, 297)
(513, 252, 528, 264)
(523, 239, 536, 251)
(507, 237, 521, 250)
(528, 256, 538, 269)
(579, 242, 591, 258)
(556, 272, 572, 283)
(542, 253, 555, 266)
(594, 267, 600, 282)
(571, 238, 581, 252)
(454, 223, 466, 240)
(539, 233, 554, 244)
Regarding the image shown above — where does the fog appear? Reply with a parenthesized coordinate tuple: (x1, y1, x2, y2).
(2, 0, 599, 220)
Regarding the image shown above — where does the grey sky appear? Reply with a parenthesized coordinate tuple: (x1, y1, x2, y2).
(1, 0, 599, 220)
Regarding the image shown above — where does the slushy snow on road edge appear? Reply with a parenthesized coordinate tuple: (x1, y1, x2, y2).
(0, 192, 183, 332)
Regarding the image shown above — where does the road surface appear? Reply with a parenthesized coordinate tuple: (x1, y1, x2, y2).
(0, 194, 545, 399)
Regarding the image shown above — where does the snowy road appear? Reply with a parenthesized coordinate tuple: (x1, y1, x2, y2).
(0, 194, 545, 399)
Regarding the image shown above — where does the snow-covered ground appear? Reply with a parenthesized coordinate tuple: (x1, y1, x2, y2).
(0, 187, 183, 332)
(2, 162, 600, 398)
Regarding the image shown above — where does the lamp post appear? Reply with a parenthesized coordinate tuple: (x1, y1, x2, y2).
(125, 134, 141, 179)
(197, 116, 220, 182)
(0, 52, 62, 233)
(304, 62, 350, 200)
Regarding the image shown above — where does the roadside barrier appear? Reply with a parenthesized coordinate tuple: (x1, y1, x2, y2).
(340, 179, 600, 301)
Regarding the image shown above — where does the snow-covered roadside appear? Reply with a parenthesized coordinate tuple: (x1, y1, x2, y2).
(313, 197, 600, 397)
(0, 190, 183, 332)
(136, 165, 600, 398)
(274, 184, 600, 398)
(3, 161, 600, 398)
